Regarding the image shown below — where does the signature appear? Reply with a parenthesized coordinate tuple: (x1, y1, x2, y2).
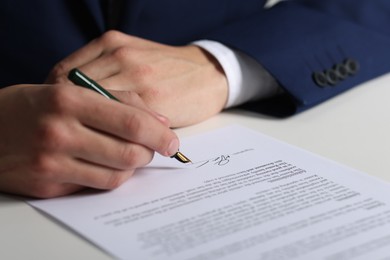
(192, 149, 254, 168)
(195, 155, 231, 168)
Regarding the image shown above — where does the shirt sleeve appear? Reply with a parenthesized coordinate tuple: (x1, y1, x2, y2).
(192, 40, 281, 108)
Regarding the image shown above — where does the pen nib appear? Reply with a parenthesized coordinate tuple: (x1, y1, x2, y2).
(171, 152, 192, 164)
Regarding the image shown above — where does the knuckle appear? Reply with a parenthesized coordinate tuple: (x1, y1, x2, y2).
(118, 145, 139, 169)
(29, 183, 61, 199)
(139, 87, 162, 105)
(36, 118, 70, 152)
(50, 62, 68, 81)
(112, 46, 131, 61)
(45, 86, 74, 114)
(123, 113, 143, 139)
(30, 154, 58, 180)
(104, 171, 133, 190)
(131, 64, 153, 85)
(100, 30, 124, 46)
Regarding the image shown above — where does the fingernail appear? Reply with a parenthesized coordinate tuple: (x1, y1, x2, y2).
(155, 113, 170, 126)
(167, 138, 179, 157)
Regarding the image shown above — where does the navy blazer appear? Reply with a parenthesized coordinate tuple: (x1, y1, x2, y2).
(1, 0, 390, 116)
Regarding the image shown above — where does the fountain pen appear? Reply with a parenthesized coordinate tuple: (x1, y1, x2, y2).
(67, 68, 192, 164)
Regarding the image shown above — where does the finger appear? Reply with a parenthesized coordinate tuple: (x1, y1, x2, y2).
(59, 156, 135, 190)
(50, 31, 149, 79)
(74, 53, 121, 82)
(70, 123, 154, 170)
(46, 43, 104, 84)
(72, 89, 179, 156)
(55, 40, 107, 75)
(148, 111, 171, 127)
(0, 170, 83, 198)
(97, 74, 133, 90)
(105, 89, 171, 127)
(30, 183, 84, 198)
(47, 37, 118, 83)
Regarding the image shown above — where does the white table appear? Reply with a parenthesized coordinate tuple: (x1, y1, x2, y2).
(1, 74, 390, 259)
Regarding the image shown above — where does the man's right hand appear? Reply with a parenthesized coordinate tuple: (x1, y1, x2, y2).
(0, 84, 179, 198)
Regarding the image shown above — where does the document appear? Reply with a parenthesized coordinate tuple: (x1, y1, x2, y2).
(29, 126, 390, 260)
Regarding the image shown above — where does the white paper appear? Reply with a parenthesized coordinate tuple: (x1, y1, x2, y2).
(29, 125, 390, 260)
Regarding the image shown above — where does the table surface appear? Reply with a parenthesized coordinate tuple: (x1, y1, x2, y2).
(1, 73, 390, 259)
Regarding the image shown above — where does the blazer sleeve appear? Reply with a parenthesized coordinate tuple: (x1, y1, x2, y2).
(204, 0, 390, 116)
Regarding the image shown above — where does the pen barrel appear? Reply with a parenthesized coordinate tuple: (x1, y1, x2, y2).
(68, 68, 120, 102)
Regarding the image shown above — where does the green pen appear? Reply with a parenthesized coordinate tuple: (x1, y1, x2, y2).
(68, 68, 120, 101)
(67, 68, 192, 164)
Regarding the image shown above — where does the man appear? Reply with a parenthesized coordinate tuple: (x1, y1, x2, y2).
(1, 0, 389, 198)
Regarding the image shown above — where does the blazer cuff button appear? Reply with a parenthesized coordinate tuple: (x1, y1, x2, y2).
(344, 58, 360, 75)
(313, 72, 328, 87)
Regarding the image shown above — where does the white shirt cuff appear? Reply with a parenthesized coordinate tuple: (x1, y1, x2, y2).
(193, 40, 280, 108)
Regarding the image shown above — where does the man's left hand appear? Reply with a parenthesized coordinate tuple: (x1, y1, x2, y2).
(46, 30, 228, 127)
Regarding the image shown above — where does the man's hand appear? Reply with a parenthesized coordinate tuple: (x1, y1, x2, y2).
(0, 84, 179, 198)
(46, 31, 228, 127)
